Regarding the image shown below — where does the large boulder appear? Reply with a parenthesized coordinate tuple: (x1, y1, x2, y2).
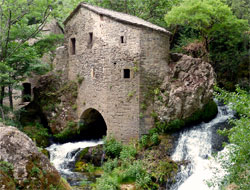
(156, 53, 216, 122)
(0, 125, 71, 190)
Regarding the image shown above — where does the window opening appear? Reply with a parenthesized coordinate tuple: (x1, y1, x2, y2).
(100, 14, 104, 21)
(89, 32, 93, 44)
(71, 38, 76, 55)
(121, 36, 125, 43)
(124, 69, 130, 78)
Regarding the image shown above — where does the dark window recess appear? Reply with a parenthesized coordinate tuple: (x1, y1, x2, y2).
(100, 14, 104, 21)
(22, 83, 31, 102)
(121, 36, 125, 43)
(89, 32, 93, 44)
(71, 38, 76, 55)
(124, 69, 130, 78)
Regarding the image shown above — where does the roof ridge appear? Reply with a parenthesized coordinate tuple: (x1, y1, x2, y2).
(64, 2, 171, 35)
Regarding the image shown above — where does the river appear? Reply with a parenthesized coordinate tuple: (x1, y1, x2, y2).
(46, 102, 233, 189)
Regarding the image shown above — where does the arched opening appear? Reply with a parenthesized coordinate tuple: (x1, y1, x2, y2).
(22, 83, 31, 102)
(79, 108, 107, 140)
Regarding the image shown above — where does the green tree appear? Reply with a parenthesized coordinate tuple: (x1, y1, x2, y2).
(0, 0, 56, 110)
(165, 0, 248, 56)
(54, 0, 182, 28)
(165, 0, 249, 90)
(226, 0, 250, 25)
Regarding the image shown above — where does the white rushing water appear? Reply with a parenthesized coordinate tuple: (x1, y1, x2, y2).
(46, 140, 103, 185)
(47, 140, 103, 174)
(170, 103, 234, 190)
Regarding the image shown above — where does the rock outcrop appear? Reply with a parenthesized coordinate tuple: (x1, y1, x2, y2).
(75, 144, 105, 169)
(0, 125, 71, 190)
(156, 53, 215, 122)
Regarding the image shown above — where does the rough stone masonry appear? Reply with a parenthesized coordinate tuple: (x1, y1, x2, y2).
(53, 3, 214, 142)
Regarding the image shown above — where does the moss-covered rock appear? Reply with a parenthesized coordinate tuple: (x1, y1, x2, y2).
(75, 144, 105, 171)
(0, 125, 71, 190)
(156, 100, 218, 132)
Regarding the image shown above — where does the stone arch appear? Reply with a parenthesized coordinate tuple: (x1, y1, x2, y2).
(79, 108, 107, 140)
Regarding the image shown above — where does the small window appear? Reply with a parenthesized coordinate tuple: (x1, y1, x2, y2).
(100, 14, 104, 21)
(121, 36, 125, 43)
(124, 69, 130, 78)
(89, 32, 93, 44)
(71, 38, 76, 55)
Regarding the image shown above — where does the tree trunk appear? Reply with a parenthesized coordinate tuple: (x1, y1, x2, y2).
(0, 86, 4, 106)
(8, 85, 13, 111)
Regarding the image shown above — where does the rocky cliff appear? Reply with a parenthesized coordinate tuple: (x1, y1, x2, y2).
(0, 125, 71, 190)
(155, 53, 216, 123)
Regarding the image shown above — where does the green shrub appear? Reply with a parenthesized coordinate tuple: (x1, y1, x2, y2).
(150, 133, 160, 146)
(121, 161, 152, 188)
(0, 161, 13, 176)
(139, 135, 150, 148)
(23, 122, 51, 148)
(167, 119, 185, 131)
(54, 121, 80, 142)
(95, 173, 119, 190)
(104, 137, 123, 158)
(54, 126, 75, 142)
(31, 166, 40, 177)
(156, 100, 218, 132)
(102, 158, 119, 173)
(119, 145, 137, 161)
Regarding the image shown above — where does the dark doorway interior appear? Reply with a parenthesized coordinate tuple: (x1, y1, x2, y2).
(79, 108, 107, 140)
(22, 83, 31, 102)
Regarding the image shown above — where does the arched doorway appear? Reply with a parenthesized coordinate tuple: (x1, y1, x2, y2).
(79, 108, 107, 140)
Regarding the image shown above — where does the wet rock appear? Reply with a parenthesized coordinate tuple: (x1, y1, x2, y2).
(0, 125, 71, 190)
(75, 144, 105, 167)
(156, 53, 215, 122)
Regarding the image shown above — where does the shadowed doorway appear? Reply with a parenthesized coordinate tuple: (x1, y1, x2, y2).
(22, 83, 31, 102)
(79, 108, 107, 140)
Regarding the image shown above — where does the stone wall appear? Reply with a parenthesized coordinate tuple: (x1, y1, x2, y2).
(63, 7, 170, 141)
(139, 29, 170, 134)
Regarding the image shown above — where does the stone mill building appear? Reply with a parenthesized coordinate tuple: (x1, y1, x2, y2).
(55, 3, 171, 141)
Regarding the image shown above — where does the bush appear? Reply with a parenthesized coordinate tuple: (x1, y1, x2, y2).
(119, 145, 137, 161)
(166, 119, 185, 131)
(54, 121, 89, 142)
(102, 158, 119, 173)
(157, 100, 218, 132)
(23, 122, 51, 148)
(139, 132, 160, 149)
(95, 173, 119, 190)
(139, 135, 150, 148)
(150, 133, 160, 146)
(121, 161, 151, 188)
(104, 137, 123, 158)
(0, 161, 13, 176)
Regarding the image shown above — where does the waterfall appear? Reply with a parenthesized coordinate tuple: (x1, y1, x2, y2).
(46, 140, 103, 186)
(170, 102, 234, 190)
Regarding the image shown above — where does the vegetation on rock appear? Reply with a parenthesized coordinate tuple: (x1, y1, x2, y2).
(75, 135, 177, 190)
(213, 86, 250, 189)
(155, 100, 218, 132)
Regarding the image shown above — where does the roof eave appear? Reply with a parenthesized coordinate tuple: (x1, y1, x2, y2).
(63, 3, 172, 35)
